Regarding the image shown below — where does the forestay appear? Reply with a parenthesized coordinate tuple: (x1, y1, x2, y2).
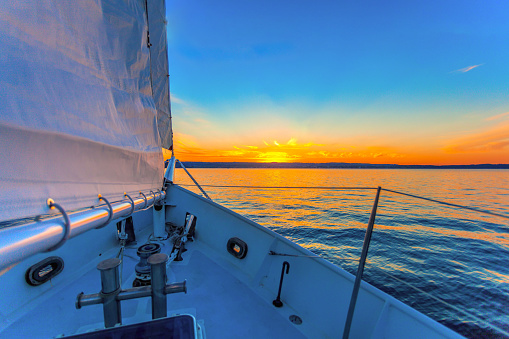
(0, 0, 172, 222)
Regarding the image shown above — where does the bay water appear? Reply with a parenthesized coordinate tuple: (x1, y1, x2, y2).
(175, 168, 509, 338)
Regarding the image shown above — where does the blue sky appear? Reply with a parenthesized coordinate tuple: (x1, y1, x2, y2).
(166, 0, 509, 164)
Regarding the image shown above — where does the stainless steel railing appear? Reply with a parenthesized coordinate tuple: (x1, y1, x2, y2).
(0, 190, 165, 271)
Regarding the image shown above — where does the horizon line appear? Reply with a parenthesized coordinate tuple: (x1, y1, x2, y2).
(174, 161, 509, 168)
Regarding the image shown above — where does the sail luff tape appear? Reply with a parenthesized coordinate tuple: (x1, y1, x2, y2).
(139, 191, 148, 209)
(95, 194, 113, 229)
(46, 199, 71, 252)
(124, 193, 135, 217)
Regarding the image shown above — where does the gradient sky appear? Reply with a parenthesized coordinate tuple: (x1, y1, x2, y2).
(166, 0, 509, 165)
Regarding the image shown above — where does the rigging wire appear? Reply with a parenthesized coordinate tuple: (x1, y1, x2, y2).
(116, 240, 126, 286)
(381, 188, 509, 220)
(179, 184, 377, 190)
(177, 183, 509, 220)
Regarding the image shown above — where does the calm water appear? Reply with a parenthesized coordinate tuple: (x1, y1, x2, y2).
(175, 168, 509, 338)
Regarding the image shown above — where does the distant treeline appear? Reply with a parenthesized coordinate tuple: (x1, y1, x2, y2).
(177, 162, 509, 169)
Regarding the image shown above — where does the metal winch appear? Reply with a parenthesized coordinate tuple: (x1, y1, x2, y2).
(133, 243, 161, 287)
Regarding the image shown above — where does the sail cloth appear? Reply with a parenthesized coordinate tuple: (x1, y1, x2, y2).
(0, 0, 172, 222)
(147, 0, 173, 150)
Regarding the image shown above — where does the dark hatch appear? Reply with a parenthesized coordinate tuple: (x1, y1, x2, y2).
(67, 315, 195, 339)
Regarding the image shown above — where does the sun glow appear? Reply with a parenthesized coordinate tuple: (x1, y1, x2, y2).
(171, 126, 509, 165)
(257, 151, 295, 163)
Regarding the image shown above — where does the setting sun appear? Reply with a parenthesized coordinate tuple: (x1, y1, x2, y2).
(171, 130, 509, 165)
(257, 151, 295, 163)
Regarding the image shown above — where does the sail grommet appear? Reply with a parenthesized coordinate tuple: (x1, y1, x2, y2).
(139, 191, 148, 209)
(124, 193, 135, 217)
(95, 194, 113, 229)
(46, 199, 71, 252)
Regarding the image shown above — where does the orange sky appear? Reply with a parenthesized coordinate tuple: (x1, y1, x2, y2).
(168, 108, 509, 165)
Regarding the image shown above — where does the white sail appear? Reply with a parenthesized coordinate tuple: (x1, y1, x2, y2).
(0, 0, 171, 222)
(147, 0, 173, 150)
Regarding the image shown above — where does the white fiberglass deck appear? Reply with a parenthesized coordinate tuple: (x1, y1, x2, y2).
(1, 233, 305, 338)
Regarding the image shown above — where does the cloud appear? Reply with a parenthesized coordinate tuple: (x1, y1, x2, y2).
(256, 152, 300, 162)
(170, 94, 186, 105)
(176, 137, 323, 162)
(287, 138, 297, 146)
(452, 64, 483, 73)
(444, 120, 509, 153)
(173, 132, 210, 157)
(486, 112, 509, 121)
(222, 150, 246, 157)
(174, 134, 410, 163)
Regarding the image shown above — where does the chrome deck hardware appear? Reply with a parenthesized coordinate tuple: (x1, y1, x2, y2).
(95, 195, 113, 229)
(0, 190, 166, 271)
(76, 253, 186, 328)
(45, 199, 71, 251)
(133, 243, 161, 287)
(172, 213, 197, 262)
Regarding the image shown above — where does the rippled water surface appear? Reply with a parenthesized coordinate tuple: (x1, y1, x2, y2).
(175, 168, 509, 338)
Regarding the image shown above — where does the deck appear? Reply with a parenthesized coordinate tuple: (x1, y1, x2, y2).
(2, 232, 306, 338)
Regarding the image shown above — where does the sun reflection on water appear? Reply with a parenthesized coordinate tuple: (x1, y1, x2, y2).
(175, 168, 509, 338)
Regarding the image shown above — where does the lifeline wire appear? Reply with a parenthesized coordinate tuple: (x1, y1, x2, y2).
(381, 188, 509, 220)
(177, 184, 509, 220)
(179, 184, 377, 190)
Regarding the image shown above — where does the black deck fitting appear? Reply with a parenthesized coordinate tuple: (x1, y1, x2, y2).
(273, 261, 290, 307)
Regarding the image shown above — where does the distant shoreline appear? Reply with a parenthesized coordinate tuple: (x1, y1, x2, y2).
(177, 162, 509, 169)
